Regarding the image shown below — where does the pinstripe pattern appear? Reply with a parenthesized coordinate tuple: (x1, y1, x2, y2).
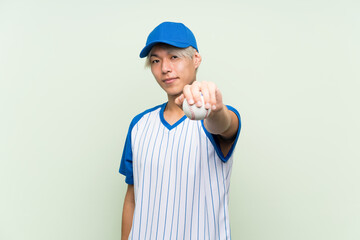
(120, 103, 240, 240)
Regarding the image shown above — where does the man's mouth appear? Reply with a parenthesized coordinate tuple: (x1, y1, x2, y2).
(163, 77, 178, 84)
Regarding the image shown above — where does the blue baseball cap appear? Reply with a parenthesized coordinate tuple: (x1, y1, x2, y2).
(139, 21, 198, 58)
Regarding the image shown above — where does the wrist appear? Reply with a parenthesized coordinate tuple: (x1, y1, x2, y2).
(204, 105, 231, 135)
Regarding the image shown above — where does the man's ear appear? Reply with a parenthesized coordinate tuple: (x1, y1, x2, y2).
(193, 51, 202, 69)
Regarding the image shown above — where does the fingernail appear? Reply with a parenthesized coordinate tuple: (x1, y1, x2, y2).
(188, 99, 194, 105)
(196, 101, 202, 107)
(212, 105, 216, 110)
(205, 103, 211, 109)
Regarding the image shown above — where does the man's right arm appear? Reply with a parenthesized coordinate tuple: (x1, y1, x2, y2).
(121, 184, 135, 240)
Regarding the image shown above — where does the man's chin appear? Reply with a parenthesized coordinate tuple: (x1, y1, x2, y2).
(166, 91, 182, 98)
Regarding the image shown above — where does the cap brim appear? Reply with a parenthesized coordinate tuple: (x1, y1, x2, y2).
(139, 40, 191, 58)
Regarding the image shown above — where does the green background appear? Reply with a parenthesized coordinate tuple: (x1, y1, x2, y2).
(1, 0, 359, 239)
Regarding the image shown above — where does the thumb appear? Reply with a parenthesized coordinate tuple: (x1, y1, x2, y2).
(213, 87, 223, 111)
(174, 94, 185, 107)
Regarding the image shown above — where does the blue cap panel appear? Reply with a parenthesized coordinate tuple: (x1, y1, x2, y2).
(140, 22, 198, 58)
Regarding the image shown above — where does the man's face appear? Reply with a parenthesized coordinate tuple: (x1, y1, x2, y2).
(149, 45, 201, 98)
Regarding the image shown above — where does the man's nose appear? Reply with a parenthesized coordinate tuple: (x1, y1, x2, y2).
(161, 59, 172, 73)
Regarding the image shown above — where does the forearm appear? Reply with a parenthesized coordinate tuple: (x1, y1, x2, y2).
(121, 185, 135, 240)
(175, 81, 239, 139)
(204, 105, 238, 139)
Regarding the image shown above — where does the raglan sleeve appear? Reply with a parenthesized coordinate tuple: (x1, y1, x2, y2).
(119, 124, 134, 185)
(202, 105, 241, 162)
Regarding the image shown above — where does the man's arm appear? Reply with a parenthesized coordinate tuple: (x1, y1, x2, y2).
(203, 104, 238, 139)
(121, 184, 135, 240)
(175, 81, 239, 156)
(204, 105, 239, 156)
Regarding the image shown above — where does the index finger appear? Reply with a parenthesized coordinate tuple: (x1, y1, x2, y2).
(190, 81, 203, 107)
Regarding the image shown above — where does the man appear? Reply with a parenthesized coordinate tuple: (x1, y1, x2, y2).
(119, 21, 241, 240)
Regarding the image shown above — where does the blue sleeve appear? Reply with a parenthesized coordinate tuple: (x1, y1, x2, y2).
(119, 126, 134, 185)
(201, 105, 241, 162)
(118, 104, 164, 185)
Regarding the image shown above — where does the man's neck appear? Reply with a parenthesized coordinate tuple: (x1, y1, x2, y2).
(163, 96, 185, 125)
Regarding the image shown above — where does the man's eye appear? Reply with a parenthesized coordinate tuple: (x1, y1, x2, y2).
(152, 59, 159, 64)
(171, 55, 178, 59)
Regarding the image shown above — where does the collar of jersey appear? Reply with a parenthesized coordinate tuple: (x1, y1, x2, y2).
(159, 102, 187, 131)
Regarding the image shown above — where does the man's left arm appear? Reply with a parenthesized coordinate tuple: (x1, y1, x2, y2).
(175, 81, 239, 155)
(203, 105, 239, 156)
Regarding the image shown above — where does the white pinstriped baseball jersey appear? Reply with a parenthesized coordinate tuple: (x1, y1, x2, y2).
(119, 102, 241, 240)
